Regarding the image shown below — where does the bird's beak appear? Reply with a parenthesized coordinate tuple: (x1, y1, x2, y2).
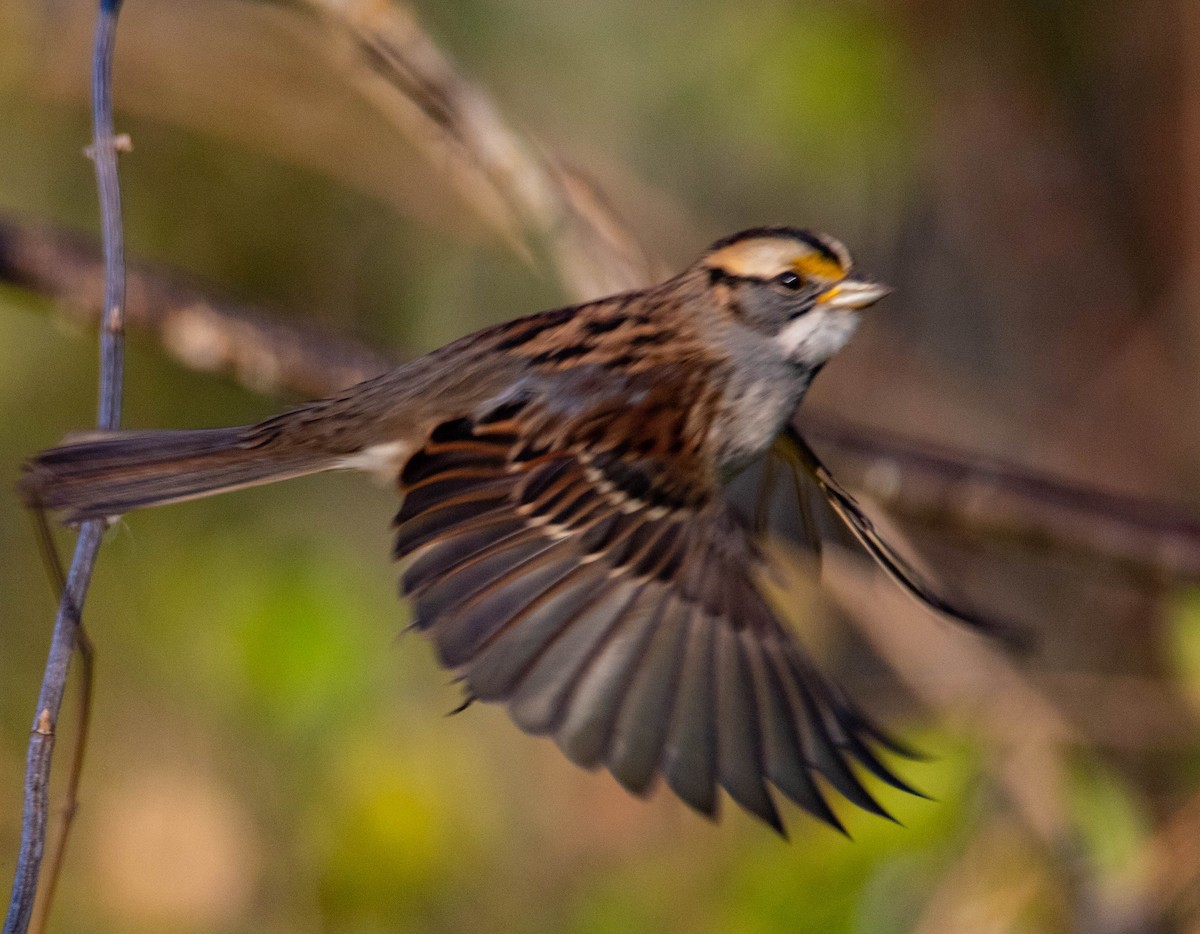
(817, 278, 891, 311)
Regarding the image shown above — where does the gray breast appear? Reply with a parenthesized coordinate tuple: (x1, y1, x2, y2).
(709, 359, 811, 480)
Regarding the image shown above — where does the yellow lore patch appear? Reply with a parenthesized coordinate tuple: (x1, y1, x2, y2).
(792, 252, 847, 282)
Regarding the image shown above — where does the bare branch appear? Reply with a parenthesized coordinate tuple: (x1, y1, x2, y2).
(293, 0, 656, 301)
(0, 216, 393, 398)
(5, 2, 126, 931)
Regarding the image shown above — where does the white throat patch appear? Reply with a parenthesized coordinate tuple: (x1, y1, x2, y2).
(774, 308, 861, 366)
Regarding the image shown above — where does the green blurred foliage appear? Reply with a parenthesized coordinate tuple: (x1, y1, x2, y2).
(422, 0, 917, 240)
(1169, 589, 1200, 705)
(1067, 758, 1150, 901)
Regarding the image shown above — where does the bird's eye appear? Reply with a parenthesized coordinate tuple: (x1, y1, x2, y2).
(775, 270, 802, 290)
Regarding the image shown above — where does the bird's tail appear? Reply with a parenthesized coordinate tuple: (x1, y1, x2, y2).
(20, 427, 335, 524)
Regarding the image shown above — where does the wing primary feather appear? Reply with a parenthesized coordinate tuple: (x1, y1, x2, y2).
(804, 677, 927, 797)
(662, 609, 719, 817)
(508, 577, 647, 734)
(605, 596, 689, 795)
(756, 644, 846, 832)
(465, 563, 611, 700)
(557, 585, 673, 768)
(431, 547, 586, 668)
(401, 515, 529, 594)
(833, 728, 927, 799)
(782, 648, 895, 821)
(832, 693, 927, 761)
(715, 625, 782, 833)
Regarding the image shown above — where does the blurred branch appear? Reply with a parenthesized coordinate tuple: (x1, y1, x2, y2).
(6, 214, 1200, 585)
(0, 216, 393, 399)
(800, 413, 1200, 583)
(4, 3, 125, 933)
(1179, 0, 1200, 355)
(287, 0, 656, 301)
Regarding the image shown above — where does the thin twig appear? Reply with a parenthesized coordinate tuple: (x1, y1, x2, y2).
(3, 526, 103, 934)
(29, 630, 93, 934)
(23, 508, 90, 934)
(4, 2, 126, 931)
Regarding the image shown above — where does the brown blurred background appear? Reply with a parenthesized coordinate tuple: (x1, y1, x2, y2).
(2, 0, 1199, 931)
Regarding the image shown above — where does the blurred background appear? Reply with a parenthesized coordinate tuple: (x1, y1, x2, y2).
(2, 0, 1199, 931)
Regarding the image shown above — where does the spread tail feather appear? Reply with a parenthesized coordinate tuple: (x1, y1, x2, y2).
(20, 428, 335, 523)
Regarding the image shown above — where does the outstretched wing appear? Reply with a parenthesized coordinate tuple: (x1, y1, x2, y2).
(776, 424, 1031, 653)
(391, 390, 918, 834)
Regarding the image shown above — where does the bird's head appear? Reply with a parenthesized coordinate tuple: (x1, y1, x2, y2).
(699, 226, 889, 369)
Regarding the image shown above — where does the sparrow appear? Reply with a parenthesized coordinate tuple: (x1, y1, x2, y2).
(21, 226, 1008, 835)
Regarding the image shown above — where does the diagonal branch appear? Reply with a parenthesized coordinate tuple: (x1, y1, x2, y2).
(290, 0, 656, 301)
(0, 215, 393, 399)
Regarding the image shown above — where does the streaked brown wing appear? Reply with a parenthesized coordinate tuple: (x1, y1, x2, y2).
(392, 395, 917, 834)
